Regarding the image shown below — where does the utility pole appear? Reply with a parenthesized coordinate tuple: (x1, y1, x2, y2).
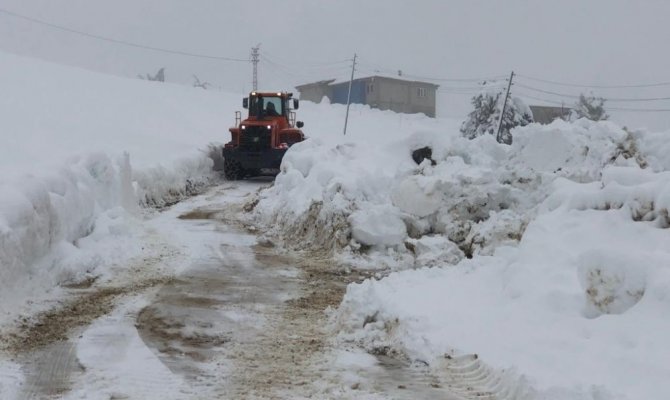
(344, 53, 357, 135)
(251, 44, 261, 91)
(496, 70, 515, 144)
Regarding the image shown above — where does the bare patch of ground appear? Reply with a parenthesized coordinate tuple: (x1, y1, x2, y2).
(136, 306, 228, 350)
(222, 249, 370, 398)
(3, 277, 174, 355)
(177, 209, 221, 220)
(61, 276, 98, 289)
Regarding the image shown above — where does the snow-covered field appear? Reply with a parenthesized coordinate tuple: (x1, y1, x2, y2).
(1, 48, 669, 399)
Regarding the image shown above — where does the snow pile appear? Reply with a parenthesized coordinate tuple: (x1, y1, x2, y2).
(252, 106, 669, 397)
(510, 119, 644, 181)
(334, 205, 670, 399)
(0, 154, 134, 308)
(253, 103, 454, 256)
(0, 50, 238, 324)
(254, 116, 637, 264)
(320, 121, 670, 398)
(349, 204, 407, 247)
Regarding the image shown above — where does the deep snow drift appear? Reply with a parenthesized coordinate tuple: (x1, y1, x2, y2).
(253, 113, 670, 398)
(0, 50, 238, 326)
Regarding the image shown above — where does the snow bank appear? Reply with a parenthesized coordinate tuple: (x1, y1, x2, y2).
(253, 103, 454, 256)
(254, 115, 640, 264)
(250, 100, 669, 397)
(316, 119, 670, 398)
(335, 208, 670, 399)
(0, 51, 239, 324)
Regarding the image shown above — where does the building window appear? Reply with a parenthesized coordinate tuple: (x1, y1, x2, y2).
(417, 87, 426, 98)
(367, 83, 374, 93)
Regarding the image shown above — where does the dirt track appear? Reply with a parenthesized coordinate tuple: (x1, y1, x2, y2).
(133, 202, 364, 398)
(1, 183, 475, 399)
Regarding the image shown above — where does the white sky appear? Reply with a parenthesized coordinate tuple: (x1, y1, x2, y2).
(1, 0, 669, 130)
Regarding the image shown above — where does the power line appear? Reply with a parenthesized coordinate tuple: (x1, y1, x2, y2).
(516, 83, 670, 102)
(438, 91, 484, 95)
(437, 85, 504, 93)
(403, 73, 507, 83)
(261, 56, 301, 78)
(516, 92, 670, 112)
(261, 58, 351, 88)
(355, 61, 397, 75)
(263, 55, 335, 80)
(515, 83, 581, 99)
(514, 92, 572, 106)
(259, 53, 506, 86)
(261, 50, 352, 68)
(258, 50, 670, 112)
(437, 86, 505, 94)
(262, 54, 350, 77)
(605, 106, 670, 112)
(517, 73, 670, 89)
(0, 7, 248, 62)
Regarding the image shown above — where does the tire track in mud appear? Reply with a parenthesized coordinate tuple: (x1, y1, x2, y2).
(136, 201, 475, 399)
(431, 354, 535, 400)
(224, 253, 355, 398)
(2, 272, 174, 399)
(15, 341, 81, 399)
(5, 277, 174, 354)
(133, 234, 349, 398)
(133, 197, 367, 398)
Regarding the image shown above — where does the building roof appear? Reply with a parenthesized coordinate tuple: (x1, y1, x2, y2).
(297, 75, 439, 89)
(295, 79, 335, 90)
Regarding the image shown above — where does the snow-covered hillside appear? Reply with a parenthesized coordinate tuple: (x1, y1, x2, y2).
(0, 50, 239, 326)
(252, 111, 670, 398)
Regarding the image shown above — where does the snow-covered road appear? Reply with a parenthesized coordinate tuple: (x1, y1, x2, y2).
(3, 182, 483, 400)
(1, 48, 667, 400)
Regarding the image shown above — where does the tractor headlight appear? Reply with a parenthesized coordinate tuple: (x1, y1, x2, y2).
(266, 125, 272, 129)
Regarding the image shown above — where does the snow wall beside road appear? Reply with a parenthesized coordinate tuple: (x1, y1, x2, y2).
(0, 50, 234, 321)
(253, 111, 670, 399)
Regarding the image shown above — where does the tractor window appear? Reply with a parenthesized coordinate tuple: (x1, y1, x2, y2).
(263, 97, 283, 116)
(249, 95, 285, 117)
(249, 96, 263, 116)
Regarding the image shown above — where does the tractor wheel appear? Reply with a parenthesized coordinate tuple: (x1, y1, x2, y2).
(246, 168, 261, 178)
(223, 159, 244, 180)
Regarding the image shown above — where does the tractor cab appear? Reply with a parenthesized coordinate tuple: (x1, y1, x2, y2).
(246, 93, 287, 119)
(243, 92, 302, 125)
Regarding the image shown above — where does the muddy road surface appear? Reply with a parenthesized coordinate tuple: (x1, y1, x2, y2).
(3, 182, 470, 399)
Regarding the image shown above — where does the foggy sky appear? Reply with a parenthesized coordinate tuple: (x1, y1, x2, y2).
(1, 0, 669, 130)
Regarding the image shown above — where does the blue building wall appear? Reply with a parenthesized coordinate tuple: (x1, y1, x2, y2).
(331, 81, 366, 105)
